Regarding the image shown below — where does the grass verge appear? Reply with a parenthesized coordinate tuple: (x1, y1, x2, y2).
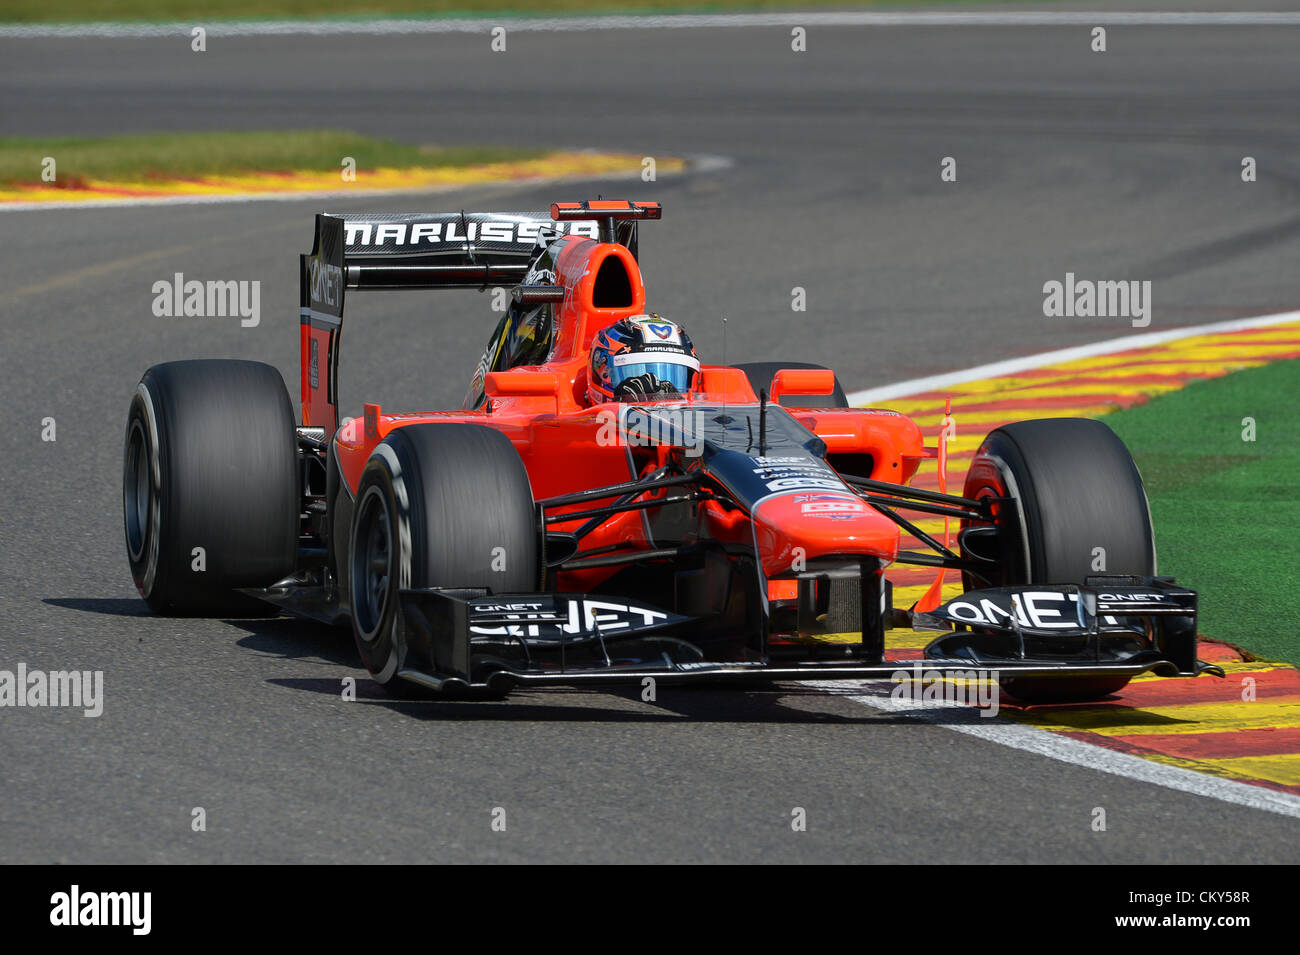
(0, 131, 545, 187)
(1104, 357, 1300, 667)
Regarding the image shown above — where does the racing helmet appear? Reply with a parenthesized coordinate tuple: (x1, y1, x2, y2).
(588, 314, 700, 404)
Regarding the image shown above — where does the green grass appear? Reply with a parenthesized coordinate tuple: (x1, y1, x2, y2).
(0, 131, 545, 185)
(0, 0, 1033, 24)
(1103, 358, 1300, 667)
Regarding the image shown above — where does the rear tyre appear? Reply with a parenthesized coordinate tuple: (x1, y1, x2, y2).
(123, 359, 298, 614)
(348, 424, 538, 690)
(731, 361, 848, 408)
(962, 418, 1156, 703)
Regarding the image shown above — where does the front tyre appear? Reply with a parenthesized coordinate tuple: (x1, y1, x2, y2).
(962, 418, 1157, 702)
(347, 424, 539, 689)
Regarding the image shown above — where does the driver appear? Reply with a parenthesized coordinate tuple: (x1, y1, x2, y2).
(587, 314, 700, 404)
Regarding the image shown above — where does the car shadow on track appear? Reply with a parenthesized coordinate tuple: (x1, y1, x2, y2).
(105, 609, 1043, 727)
(263, 676, 908, 724)
(229, 614, 900, 723)
(44, 596, 156, 617)
(229, 615, 359, 667)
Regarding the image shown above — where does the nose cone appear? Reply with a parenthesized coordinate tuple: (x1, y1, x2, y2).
(752, 492, 899, 577)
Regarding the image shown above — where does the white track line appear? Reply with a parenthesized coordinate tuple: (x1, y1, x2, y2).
(815, 682, 1300, 820)
(845, 308, 1300, 405)
(5, 12, 1300, 39)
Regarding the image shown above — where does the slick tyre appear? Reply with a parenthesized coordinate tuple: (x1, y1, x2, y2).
(962, 418, 1157, 703)
(123, 359, 298, 615)
(347, 424, 538, 690)
(732, 362, 849, 408)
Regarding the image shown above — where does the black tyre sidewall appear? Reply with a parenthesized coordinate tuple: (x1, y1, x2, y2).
(348, 424, 538, 685)
(962, 418, 1156, 702)
(349, 460, 410, 685)
(124, 393, 164, 602)
(124, 360, 298, 614)
(964, 418, 1155, 586)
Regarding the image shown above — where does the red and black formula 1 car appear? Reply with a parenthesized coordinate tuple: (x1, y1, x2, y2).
(122, 199, 1223, 702)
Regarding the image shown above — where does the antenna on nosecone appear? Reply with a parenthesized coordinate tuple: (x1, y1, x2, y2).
(721, 316, 727, 421)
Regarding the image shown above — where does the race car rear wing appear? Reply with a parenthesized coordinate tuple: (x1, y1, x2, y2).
(298, 202, 659, 434)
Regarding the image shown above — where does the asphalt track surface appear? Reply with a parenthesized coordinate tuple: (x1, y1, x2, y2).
(3, 9, 1300, 863)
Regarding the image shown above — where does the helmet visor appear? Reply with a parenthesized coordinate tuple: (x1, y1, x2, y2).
(611, 352, 700, 394)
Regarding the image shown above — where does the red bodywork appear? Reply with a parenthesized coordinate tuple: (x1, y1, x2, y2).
(308, 231, 930, 597)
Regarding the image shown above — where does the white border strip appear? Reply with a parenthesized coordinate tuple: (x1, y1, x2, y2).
(815, 682, 1300, 820)
(5, 12, 1300, 39)
(846, 308, 1300, 405)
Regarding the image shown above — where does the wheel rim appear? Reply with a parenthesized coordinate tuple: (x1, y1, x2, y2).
(352, 486, 392, 641)
(124, 419, 151, 562)
(963, 452, 1031, 587)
